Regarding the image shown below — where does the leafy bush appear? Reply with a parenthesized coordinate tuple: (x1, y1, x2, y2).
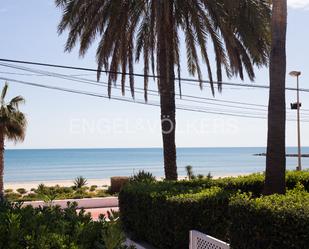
(130, 171, 156, 183)
(16, 188, 27, 195)
(4, 189, 13, 194)
(0, 200, 131, 249)
(90, 185, 98, 192)
(229, 188, 309, 249)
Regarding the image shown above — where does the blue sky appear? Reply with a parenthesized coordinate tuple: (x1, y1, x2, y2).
(1, 0, 309, 149)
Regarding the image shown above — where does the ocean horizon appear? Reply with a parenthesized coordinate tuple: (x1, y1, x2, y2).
(5, 147, 309, 183)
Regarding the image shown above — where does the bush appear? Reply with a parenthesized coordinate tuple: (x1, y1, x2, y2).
(0, 200, 130, 249)
(4, 189, 13, 194)
(120, 184, 230, 249)
(229, 189, 309, 249)
(16, 188, 27, 195)
(130, 171, 156, 183)
(90, 185, 98, 192)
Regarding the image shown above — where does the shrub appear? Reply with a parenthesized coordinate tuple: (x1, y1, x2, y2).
(4, 189, 13, 194)
(90, 185, 98, 192)
(130, 170, 156, 183)
(16, 188, 27, 195)
(4, 192, 22, 202)
(120, 184, 230, 249)
(74, 176, 88, 189)
(0, 201, 131, 249)
(119, 171, 309, 249)
(229, 189, 309, 249)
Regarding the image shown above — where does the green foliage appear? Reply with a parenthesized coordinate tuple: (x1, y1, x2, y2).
(74, 176, 88, 189)
(7, 183, 111, 202)
(130, 171, 156, 184)
(90, 185, 98, 192)
(16, 188, 27, 195)
(119, 171, 309, 249)
(229, 189, 309, 249)
(120, 185, 230, 249)
(4, 189, 13, 194)
(0, 201, 130, 249)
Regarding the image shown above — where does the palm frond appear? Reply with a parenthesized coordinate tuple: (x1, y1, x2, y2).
(1, 83, 8, 104)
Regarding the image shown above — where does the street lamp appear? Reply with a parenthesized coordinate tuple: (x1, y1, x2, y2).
(289, 71, 302, 171)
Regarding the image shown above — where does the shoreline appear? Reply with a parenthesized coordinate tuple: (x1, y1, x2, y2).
(4, 172, 252, 191)
(4, 179, 111, 191)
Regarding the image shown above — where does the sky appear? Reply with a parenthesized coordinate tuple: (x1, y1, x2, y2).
(0, 0, 309, 149)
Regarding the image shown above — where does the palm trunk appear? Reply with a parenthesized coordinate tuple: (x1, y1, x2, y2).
(0, 130, 4, 200)
(264, 0, 287, 195)
(157, 0, 178, 180)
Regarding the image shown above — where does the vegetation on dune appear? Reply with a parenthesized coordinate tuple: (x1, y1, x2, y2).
(56, 0, 271, 180)
(0, 83, 27, 199)
(4, 180, 112, 202)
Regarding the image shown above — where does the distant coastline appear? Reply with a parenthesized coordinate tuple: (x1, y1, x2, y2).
(254, 153, 309, 157)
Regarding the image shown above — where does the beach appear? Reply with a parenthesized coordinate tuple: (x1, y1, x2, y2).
(4, 173, 255, 191)
(4, 178, 111, 191)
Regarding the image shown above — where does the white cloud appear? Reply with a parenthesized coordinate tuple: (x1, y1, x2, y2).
(288, 0, 309, 9)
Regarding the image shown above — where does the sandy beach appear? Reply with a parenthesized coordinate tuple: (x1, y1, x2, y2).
(4, 178, 111, 191)
(4, 172, 251, 191)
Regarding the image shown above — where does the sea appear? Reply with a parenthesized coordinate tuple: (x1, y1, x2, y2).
(4, 147, 309, 183)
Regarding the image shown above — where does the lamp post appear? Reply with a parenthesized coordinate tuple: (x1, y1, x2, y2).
(289, 71, 302, 171)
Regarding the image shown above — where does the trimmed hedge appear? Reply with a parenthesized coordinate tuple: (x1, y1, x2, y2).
(229, 189, 309, 249)
(119, 171, 309, 249)
(119, 186, 230, 249)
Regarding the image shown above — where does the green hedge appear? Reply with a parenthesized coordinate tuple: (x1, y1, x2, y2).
(119, 171, 309, 249)
(229, 189, 309, 249)
(119, 186, 231, 249)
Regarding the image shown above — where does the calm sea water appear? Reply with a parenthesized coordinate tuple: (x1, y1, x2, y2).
(4, 147, 309, 183)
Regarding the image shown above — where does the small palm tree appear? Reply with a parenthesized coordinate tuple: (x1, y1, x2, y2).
(74, 176, 87, 189)
(0, 83, 27, 199)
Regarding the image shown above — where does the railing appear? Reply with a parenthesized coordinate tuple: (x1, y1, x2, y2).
(189, 230, 230, 249)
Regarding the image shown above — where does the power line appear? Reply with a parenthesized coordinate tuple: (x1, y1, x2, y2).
(1, 76, 309, 122)
(2, 62, 309, 117)
(1, 58, 309, 92)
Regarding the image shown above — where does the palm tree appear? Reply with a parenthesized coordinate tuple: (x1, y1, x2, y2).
(264, 0, 287, 195)
(0, 83, 27, 199)
(56, 0, 270, 180)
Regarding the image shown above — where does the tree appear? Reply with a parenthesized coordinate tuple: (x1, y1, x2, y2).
(264, 0, 287, 195)
(56, 0, 270, 180)
(0, 83, 27, 199)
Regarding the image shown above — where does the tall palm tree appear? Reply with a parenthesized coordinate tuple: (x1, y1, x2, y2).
(0, 83, 27, 199)
(264, 0, 287, 195)
(56, 0, 270, 180)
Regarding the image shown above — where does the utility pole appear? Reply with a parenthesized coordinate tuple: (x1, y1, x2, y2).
(289, 71, 302, 171)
